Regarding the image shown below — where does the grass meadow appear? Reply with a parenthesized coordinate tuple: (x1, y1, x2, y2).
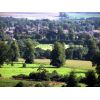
(0, 59, 94, 87)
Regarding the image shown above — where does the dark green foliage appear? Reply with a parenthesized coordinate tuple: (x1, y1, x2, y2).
(86, 39, 99, 60)
(35, 48, 51, 59)
(92, 52, 100, 74)
(22, 63, 26, 68)
(67, 71, 79, 87)
(66, 47, 88, 60)
(50, 42, 66, 68)
(35, 82, 50, 87)
(29, 70, 50, 81)
(11, 62, 14, 66)
(37, 65, 46, 72)
(0, 74, 2, 77)
(0, 41, 8, 67)
(23, 39, 35, 64)
(85, 70, 97, 87)
(50, 70, 63, 81)
(96, 75, 100, 86)
(12, 74, 29, 79)
(15, 82, 24, 87)
(96, 65, 100, 74)
(0, 16, 100, 44)
(7, 40, 20, 62)
(61, 74, 68, 82)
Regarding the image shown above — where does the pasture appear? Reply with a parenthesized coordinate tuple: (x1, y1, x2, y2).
(35, 44, 82, 50)
(0, 59, 95, 87)
(0, 59, 94, 78)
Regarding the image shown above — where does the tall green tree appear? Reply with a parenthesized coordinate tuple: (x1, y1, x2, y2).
(86, 39, 99, 60)
(7, 40, 20, 62)
(50, 42, 66, 68)
(23, 39, 35, 63)
(0, 41, 8, 67)
(92, 52, 100, 74)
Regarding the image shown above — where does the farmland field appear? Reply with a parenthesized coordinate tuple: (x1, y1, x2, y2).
(0, 59, 94, 78)
(35, 44, 82, 50)
(0, 59, 95, 87)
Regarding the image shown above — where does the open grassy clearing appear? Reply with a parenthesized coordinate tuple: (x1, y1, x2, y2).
(35, 44, 82, 50)
(35, 59, 94, 70)
(0, 67, 86, 78)
(0, 59, 94, 78)
(0, 59, 94, 87)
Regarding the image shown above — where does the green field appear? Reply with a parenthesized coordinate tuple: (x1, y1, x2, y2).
(0, 59, 95, 87)
(0, 59, 94, 78)
(35, 44, 82, 50)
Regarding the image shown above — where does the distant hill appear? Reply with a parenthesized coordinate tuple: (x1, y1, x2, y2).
(0, 12, 100, 20)
(0, 12, 59, 20)
(66, 12, 100, 19)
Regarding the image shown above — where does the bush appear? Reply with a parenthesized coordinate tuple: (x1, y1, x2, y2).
(29, 70, 50, 81)
(11, 62, 14, 66)
(22, 63, 26, 68)
(96, 75, 100, 86)
(35, 82, 50, 87)
(15, 82, 24, 87)
(50, 70, 63, 81)
(66, 71, 79, 87)
(85, 70, 97, 87)
(60, 74, 68, 82)
(35, 83, 44, 87)
(12, 74, 29, 79)
(0, 74, 2, 77)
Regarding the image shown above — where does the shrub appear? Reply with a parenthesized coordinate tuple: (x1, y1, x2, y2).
(15, 82, 24, 87)
(66, 71, 79, 87)
(0, 74, 2, 77)
(35, 83, 44, 87)
(12, 74, 28, 79)
(85, 70, 97, 87)
(29, 70, 50, 81)
(22, 63, 26, 68)
(35, 82, 50, 87)
(11, 62, 14, 66)
(50, 70, 63, 81)
(60, 74, 68, 82)
(97, 75, 100, 86)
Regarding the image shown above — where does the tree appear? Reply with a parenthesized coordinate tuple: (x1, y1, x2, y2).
(92, 52, 100, 74)
(0, 41, 8, 67)
(67, 71, 78, 87)
(50, 42, 66, 68)
(7, 40, 20, 62)
(86, 39, 99, 60)
(23, 39, 35, 63)
(85, 70, 97, 87)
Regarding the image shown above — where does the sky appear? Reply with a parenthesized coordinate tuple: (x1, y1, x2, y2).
(0, 0, 100, 19)
(0, 0, 100, 12)
(0, 12, 59, 20)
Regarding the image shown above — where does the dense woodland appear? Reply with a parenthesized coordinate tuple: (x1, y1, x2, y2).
(0, 13, 100, 60)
